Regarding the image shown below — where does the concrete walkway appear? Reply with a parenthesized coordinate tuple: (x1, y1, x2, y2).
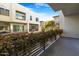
(40, 37, 79, 56)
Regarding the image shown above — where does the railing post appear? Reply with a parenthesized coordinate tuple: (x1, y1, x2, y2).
(43, 39, 45, 52)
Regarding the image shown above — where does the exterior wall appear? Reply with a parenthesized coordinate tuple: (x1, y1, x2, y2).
(0, 3, 11, 22)
(0, 3, 40, 33)
(58, 10, 79, 38)
(58, 10, 65, 29)
(11, 3, 28, 23)
(64, 15, 79, 38)
(10, 23, 27, 32)
(54, 16, 60, 28)
(27, 10, 40, 32)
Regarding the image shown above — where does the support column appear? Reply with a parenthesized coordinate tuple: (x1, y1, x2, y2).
(10, 23, 13, 32)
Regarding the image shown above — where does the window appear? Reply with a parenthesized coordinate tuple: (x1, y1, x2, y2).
(22, 26, 24, 32)
(0, 26, 8, 31)
(0, 26, 4, 30)
(30, 16, 32, 20)
(36, 17, 39, 22)
(13, 25, 20, 32)
(5, 9, 9, 16)
(16, 11, 26, 20)
(0, 8, 4, 15)
(13, 25, 25, 32)
(29, 24, 38, 32)
(0, 7, 9, 16)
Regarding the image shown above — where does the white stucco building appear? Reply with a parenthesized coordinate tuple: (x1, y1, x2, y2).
(0, 3, 40, 33)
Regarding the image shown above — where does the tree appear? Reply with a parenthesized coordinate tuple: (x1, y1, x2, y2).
(44, 20, 55, 31)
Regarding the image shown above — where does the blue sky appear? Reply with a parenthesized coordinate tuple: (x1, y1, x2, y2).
(19, 3, 60, 21)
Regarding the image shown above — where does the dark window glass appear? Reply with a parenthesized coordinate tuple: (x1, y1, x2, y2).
(16, 11, 26, 20)
(0, 26, 4, 30)
(13, 25, 20, 32)
(30, 16, 32, 20)
(0, 8, 4, 15)
(29, 24, 38, 32)
(36, 17, 39, 22)
(22, 26, 24, 32)
(0, 7, 9, 16)
(5, 9, 9, 16)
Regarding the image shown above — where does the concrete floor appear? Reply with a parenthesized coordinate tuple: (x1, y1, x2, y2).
(40, 37, 79, 56)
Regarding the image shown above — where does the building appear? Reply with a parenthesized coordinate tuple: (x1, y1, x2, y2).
(0, 3, 40, 33)
(49, 3, 79, 38)
(53, 16, 61, 29)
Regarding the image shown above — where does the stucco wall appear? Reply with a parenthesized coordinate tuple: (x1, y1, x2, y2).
(0, 3, 11, 22)
(64, 15, 79, 38)
(0, 3, 40, 32)
(59, 10, 79, 38)
(0, 3, 40, 24)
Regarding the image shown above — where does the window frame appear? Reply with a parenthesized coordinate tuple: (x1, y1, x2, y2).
(36, 17, 39, 22)
(0, 7, 9, 16)
(30, 16, 32, 21)
(29, 24, 38, 32)
(16, 10, 26, 20)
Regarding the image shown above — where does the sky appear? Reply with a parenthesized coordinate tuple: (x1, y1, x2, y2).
(19, 3, 60, 21)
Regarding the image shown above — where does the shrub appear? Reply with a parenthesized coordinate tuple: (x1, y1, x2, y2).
(0, 29, 63, 56)
(53, 29, 63, 35)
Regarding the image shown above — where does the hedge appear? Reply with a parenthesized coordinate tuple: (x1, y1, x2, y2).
(0, 29, 63, 56)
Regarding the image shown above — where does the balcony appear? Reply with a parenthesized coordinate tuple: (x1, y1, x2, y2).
(41, 37, 79, 56)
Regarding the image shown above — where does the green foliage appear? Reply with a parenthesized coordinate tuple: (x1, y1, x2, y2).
(54, 29, 63, 35)
(45, 20, 55, 29)
(41, 21, 55, 32)
(0, 29, 63, 56)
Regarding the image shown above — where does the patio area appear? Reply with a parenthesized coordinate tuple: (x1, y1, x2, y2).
(40, 37, 79, 56)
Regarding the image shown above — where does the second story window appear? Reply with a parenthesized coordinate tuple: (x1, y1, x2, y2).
(0, 8, 4, 15)
(30, 16, 32, 20)
(36, 17, 39, 22)
(16, 11, 26, 20)
(5, 9, 9, 16)
(0, 7, 9, 16)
